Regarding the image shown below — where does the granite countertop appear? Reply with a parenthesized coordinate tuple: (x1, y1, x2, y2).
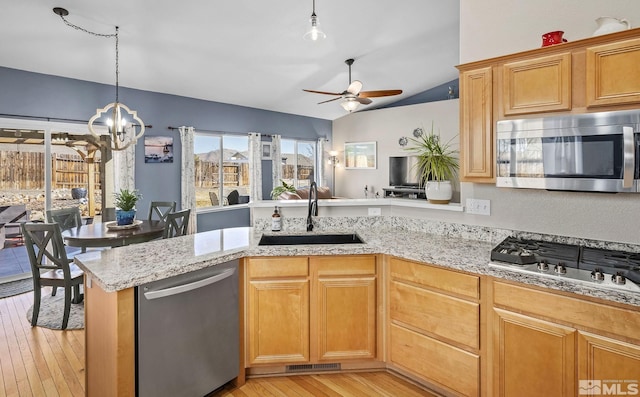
(73, 226, 640, 307)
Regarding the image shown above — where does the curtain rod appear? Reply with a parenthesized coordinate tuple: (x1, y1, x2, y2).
(0, 113, 152, 128)
(167, 126, 328, 141)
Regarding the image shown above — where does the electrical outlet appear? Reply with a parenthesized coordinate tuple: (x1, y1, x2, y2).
(368, 207, 381, 216)
(466, 199, 491, 215)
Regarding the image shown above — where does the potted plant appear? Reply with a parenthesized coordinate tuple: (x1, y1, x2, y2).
(270, 180, 297, 200)
(406, 123, 459, 204)
(114, 188, 142, 225)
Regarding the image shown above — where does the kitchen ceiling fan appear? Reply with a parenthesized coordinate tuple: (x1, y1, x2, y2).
(303, 58, 403, 112)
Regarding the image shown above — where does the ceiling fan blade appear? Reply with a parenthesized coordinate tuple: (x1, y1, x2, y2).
(359, 89, 403, 98)
(318, 97, 342, 105)
(356, 97, 373, 105)
(347, 80, 363, 95)
(303, 89, 344, 96)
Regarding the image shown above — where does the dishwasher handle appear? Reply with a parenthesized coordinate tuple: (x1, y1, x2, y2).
(143, 267, 236, 300)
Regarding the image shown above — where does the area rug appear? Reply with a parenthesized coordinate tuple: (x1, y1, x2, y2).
(25, 290, 84, 330)
(0, 278, 34, 298)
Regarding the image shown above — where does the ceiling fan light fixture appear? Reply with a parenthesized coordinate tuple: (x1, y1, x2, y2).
(341, 98, 359, 112)
(303, 0, 326, 41)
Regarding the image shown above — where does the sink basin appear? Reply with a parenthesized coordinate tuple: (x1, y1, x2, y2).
(258, 233, 364, 246)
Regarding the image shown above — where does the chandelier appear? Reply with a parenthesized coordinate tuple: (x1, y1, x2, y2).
(54, 7, 145, 151)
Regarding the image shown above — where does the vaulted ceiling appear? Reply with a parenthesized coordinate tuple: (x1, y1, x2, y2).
(1, 1, 460, 120)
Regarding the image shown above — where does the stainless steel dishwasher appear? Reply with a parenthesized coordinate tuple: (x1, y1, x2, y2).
(136, 260, 239, 397)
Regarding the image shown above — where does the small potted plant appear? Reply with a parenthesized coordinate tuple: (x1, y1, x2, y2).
(270, 180, 297, 200)
(406, 123, 459, 204)
(114, 188, 142, 225)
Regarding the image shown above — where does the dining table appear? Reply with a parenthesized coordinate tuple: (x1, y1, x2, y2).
(62, 219, 165, 250)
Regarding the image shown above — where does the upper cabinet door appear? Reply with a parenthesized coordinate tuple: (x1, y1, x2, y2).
(502, 52, 572, 115)
(460, 66, 494, 182)
(586, 38, 640, 107)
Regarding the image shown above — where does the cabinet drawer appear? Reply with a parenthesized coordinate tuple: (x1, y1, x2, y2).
(248, 257, 308, 278)
(390, 280, 479, 350)
(492, 280, 640, 342)
(390, 258, 479, 299)
(313, 255, 376, 276)
(390, 324, 479, 397)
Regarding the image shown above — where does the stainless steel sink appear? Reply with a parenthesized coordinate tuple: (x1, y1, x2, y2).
(258, 233, 364, 246)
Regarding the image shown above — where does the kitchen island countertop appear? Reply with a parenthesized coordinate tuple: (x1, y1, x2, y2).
(73, 226, 640, 307)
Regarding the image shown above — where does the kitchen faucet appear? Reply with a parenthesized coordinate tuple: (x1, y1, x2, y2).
(307, 181, 318, 231)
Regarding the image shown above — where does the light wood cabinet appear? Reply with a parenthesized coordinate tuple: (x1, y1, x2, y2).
(245, 255, 378, 367)
(492, 308, 575, 397)
(578, 331, 640, 394)
(313, 256, 377, 361)
(490, 279, 640, 397)
(586, 37, 640, 107)
(502, 52, 572, 115)
(387, 257, 481, 396)
(247, 257, 309, 365)
(459, 66, 494, 183)
(457, 28, 640, 183)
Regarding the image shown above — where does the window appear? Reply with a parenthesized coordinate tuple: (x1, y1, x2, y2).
(281, 139, 316, 188)
(194, 133, 249, 208)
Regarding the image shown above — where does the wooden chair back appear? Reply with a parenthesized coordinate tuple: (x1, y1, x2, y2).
(162, 209, 191, 239)
(46, 207, 82, 231)
(148, 201, 177, 222)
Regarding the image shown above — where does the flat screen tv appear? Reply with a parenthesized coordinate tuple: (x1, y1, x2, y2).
(389, 156, 421, 187)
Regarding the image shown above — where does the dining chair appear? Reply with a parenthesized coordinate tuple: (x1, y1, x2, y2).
(46, 207, 86, 255)
(46, 207, 82, 231)
(21, 222, 84, 330)
(162, 209, 190, 239)
(148, 201, 177, 223)
(227, 190, 240, 205)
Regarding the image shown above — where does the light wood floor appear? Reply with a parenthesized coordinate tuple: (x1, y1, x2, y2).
(0, 289, 85, 397)
(212, 372, 440, 396)
(1, 291, 439, 397)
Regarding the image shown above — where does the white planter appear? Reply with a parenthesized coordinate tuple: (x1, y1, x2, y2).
(425, 181, 452, 204)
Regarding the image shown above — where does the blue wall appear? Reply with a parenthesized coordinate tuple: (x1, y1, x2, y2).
(0, 66, 331, 231)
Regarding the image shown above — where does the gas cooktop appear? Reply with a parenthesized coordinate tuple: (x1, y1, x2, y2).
(489, 237, 640, 294)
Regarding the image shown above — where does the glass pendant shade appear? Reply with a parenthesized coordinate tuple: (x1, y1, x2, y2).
(304, 14, 326, 41)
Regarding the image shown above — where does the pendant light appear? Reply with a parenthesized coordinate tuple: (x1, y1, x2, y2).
(303, 0, 326, 41)
(53, 7, 145, 151)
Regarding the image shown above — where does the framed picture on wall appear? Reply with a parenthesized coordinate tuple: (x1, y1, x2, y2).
(144, 136, 173, 163)
(262, 142, 272, 160)
(344, 141, 377, 169)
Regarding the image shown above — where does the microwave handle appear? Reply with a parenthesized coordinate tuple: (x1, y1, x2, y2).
(623, 126, 635, 188)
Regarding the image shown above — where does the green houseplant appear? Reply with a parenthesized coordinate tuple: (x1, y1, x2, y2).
(114, 189, 142, 225)
(406, 123, 459, 204)
(270, 179, 297, 200)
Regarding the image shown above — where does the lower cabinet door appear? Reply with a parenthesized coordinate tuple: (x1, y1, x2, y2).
(493, 308, 576, 397)
(247, 279, 310, 365)
(578, 331, 640, 396)
(390, 324, 479, 397)
(316, 276, 376, 360)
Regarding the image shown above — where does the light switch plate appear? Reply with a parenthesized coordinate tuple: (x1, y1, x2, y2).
(466, 199, 491, 215)
(368, 207, 382, 216)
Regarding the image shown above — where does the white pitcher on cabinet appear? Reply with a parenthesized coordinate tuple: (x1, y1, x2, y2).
(593, 16, 630, 36)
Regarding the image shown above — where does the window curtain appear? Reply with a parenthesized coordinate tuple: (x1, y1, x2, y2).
(248, 133, 262, 202)
(113, 143, 135, 193)
(271, 134, 282, 196)
(317, 138, 327, 187)
(179, 126, 197, 234)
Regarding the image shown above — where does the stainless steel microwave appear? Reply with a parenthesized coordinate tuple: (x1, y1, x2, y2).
(496, 109, 640, 193)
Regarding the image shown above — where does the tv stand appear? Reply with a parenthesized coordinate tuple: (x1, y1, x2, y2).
(383, 186, 425, 199)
